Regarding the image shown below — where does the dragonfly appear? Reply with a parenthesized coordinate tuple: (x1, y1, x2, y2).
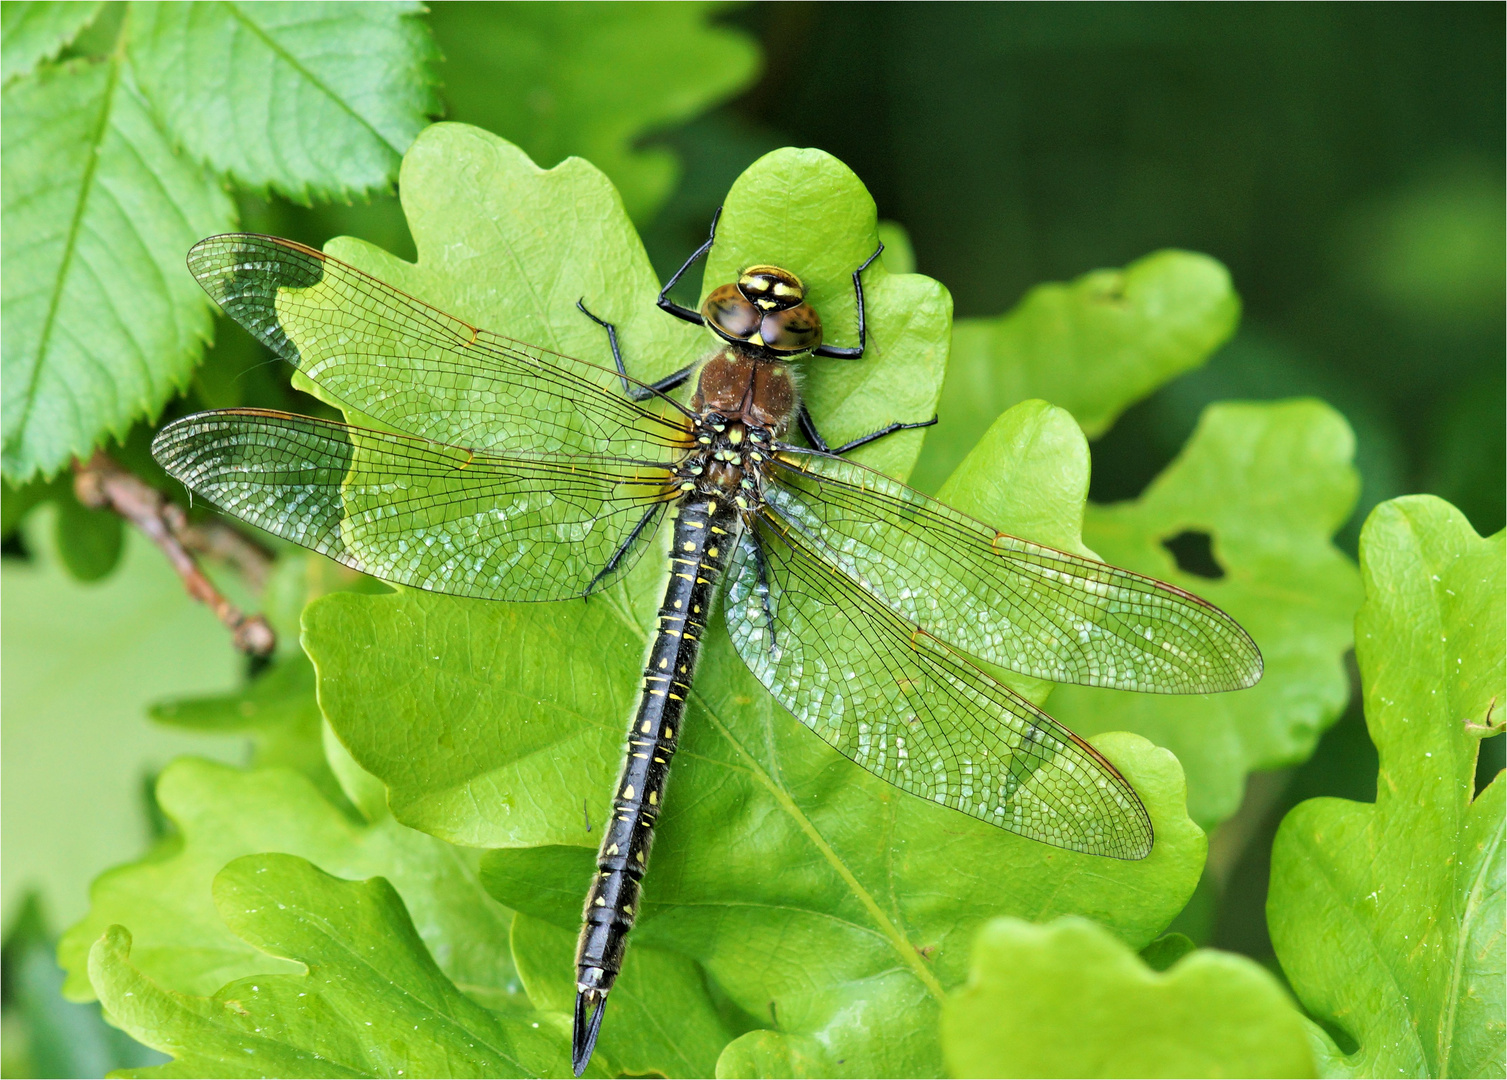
(153, 217, 1262, 1076)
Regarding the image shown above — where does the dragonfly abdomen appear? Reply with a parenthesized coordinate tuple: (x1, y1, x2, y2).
(573, 495, 740, 1073)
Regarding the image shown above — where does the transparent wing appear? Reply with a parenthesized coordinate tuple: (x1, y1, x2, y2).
(725, 507, 1154, 858)
(153, 409, 673, 602)
(764, 452, 1262, 694)
(187, 233, 691, 457)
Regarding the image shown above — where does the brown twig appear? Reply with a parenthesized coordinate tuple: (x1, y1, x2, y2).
(173, 514, 274, 592)
(72, 451, 276, 656)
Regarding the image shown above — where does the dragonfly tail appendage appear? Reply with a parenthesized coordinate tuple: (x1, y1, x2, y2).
(573, 989, 607, 1076)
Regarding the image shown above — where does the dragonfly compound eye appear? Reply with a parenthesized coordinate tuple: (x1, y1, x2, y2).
(759, 303, 822, 353)
(702, 284, 761, 340)
(737, 265, 806, 312)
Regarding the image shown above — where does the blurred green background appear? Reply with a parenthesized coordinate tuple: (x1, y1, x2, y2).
(4, 3, 1502, 1075)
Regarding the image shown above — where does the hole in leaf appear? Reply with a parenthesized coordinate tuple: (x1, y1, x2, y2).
(1476, 729, 1503, 797)
(1161, 530, 1225, 579)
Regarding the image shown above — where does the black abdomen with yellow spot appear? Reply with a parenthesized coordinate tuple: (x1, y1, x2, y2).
(573, 495, 741, 1068)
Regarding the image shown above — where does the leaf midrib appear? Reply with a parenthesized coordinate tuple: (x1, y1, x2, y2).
(1438, 796, 1504, 1074)
(1298, 823, 1428, 1074)
(10, 50, 121, 468)
(220, 1, 401, 158)
(692, 684, 947, 1002)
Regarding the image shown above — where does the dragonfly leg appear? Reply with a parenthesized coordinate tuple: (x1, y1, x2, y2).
(740, 530, 779, 658)
(576, 299, 696, 401)
(812, 241, 884, 360)
(583, 503, 664, 598)
(656, 206, 722, 326)
(798, 404, 938, 456)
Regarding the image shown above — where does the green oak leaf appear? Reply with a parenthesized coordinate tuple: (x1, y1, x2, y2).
(1268, 496, 1505, 1078)
(2, 893, 164, 1078)
(89, 853, 568, 1078)
(910, 250, 1239, 493)
(939, 917, 1314, 1078)
(59, 758, 523, 1016)
(1047, 400, 1362, 826)
(1, 54, 236, 481)
(713, 972, 938, 1078)
(127, 2, 440, 203)
(4, 468, 128, 583)
(433, 1, 760, 223)
(1, 1, 102, 84)
(477, 733, 1198, 1080)
(150, 654, 348, 809)
(702, 147, 952, 482)
(1138, 931, 1197, 973)
(510, 914, 738, 1078)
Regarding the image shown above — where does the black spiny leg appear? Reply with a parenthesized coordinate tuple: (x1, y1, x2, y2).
(583, 503, 664, 598)
(812, 242, 884, 360)
(656, 206, 724, 326)
(740, 530, 779, 659)
(576, 299, 696, 401)
(798, 405, 938, 456)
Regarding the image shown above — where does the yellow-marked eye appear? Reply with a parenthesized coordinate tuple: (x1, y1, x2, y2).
(737, 265, 806, 312)
(702, 284, 760, 340)
(759, 302, 822, 353)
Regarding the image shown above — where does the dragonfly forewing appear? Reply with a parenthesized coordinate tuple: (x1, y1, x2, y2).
(765, 452, 1263, 695)
(187, 234, 691, 460)
(153, 409, 674, 602)
(725, 506, 1154, 859)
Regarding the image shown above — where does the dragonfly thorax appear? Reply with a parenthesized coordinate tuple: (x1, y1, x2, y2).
(679, 343, 797, 508)
(691, 345, 799, 432)
(677, 414, 774, 509)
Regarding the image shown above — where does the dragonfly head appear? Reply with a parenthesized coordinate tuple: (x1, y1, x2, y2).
(738, 265, 805, 311)
(702, 265, 823, 355)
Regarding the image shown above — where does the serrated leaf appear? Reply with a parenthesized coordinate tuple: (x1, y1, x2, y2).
(59, 758, 523, 1016)
(1, 55, 235, 481)
(1268, 495, 1505, 1078)
(296, 130, 1200, 1075)
(940, 917, 1314, 1078)
(433, 1, 759, 222)
(911, 250, 1239, 493)
(1, 1, 102, 85)
(127, 1, 439, 202)
(1045, 401, 1363, 826)
(1, 507, 244, 931)
(89, 854, 568, 1078)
